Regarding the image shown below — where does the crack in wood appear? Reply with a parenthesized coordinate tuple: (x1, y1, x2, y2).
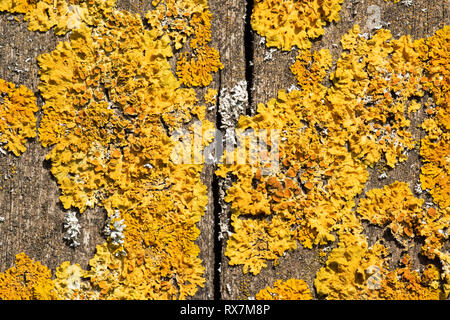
(244, 0, 255, 116)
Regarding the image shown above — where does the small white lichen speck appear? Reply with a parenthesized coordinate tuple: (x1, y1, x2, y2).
(104, 209, 126, 249)
(219, 80, 248, 132)
(414, 182, 423, 195)
(401, 0, 414, 7)
(378, 172, 388, 180)
(63, 211, 81, 247)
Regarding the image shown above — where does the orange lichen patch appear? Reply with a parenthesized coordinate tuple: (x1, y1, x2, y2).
(176, 45, 223, 87)
(225, 215, 296, 275)
(290, 49, 332, 90)
(251, 0, 343, 51)
(146, 0, 222, 87)
(377, 256, 444, 300)
(416, 26, 450, 209)
(0, 79, 38, 156)
(256, 278, 312, 300)
(0, 0, 116, 35)
(35, 6, 212, 299)
(357, 182, 425, 240)
(0, 253, 57, 300)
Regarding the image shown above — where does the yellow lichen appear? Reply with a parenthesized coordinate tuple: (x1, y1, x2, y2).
(314, 232, 389, 299)
(27, 1, 218, 299)
(0, 0, 116, 35)
(204, 88, 217, 105)
(417, 207, 449, 268)
(376, 255, 444, 300)
(217, 25, 435, 274)
(53, 261, 90, 300)
(176, 45, 223, 87)
(0, 79, 38, 156)
(417, 26, 450, 209)
(251, 0, 343, 51)
(315, 232, 446, 300)
(327, 25, 420, 168)
(0, 253, 57, 300)
(146, 0, 223, 87)
(256, 278, 312, 300)
(355, 180, 448, 284)
(290, 48, 332, 90)
(225, 215, 296, 275)
(146, 0, 207, 50)
(357, 182, 425, 240)
(1, 0, 448, 301)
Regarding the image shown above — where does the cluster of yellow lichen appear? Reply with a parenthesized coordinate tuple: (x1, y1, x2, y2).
(251, 0, 344, 51)
(314, 232, 388, 299)
(38, 9, 211, 299)
(315, 232, 444, 299)
(378, 255, 443, 300)
(225, 215, 296, 275)
(0, 253, 56, 300)
(146, 0, 223, 87)
(0, 253, 96, 300)
(415, 27, 450, 295)
(357, 182, 425, 240)
(416, 27, 450, 209)
(357, 181, 448, 283)
(0, 0, 448, 301)
(0, 0, 220, 300)
(256, 278, 312, 300)
(0, 0, 116, 35)
(329, 25, 421, 168)
(290, 48, 332, 90)
(218, 2, 449, 299)
(0, 79, 38, 156)
(217, 25, 431, 274)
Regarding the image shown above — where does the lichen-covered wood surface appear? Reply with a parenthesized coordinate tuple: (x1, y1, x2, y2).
(0, 0, 448, 300)
(215, 0, 449, 300)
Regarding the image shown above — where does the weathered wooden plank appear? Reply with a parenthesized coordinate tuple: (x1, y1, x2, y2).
(0, 0, 248, 300)
(218, 0, 449, 299)
(0, 0, 448, 301)
(0, 15, 106, 272)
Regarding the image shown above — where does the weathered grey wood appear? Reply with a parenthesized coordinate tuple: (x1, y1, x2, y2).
(208, 0, 248, 300)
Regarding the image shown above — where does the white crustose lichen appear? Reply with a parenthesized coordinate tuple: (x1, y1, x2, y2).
(104, 209, 126, 255)
(63, 211, 81, 247)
